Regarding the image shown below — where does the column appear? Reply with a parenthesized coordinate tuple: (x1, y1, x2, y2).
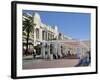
(47, 43, 51, 59)
(57, 42, 62, 58)
(34, 28, 36, 46)
(54, 42, 58, 59)
(39, 28, 42, 41)
(41, 42, 45, 59)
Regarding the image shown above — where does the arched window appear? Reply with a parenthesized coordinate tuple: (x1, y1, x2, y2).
(48, 33, 50, 40)
(36, 28, 39, 39)
(42, 30, 45, 40)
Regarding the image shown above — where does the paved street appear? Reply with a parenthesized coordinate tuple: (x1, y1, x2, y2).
(23, 58, 80, 69)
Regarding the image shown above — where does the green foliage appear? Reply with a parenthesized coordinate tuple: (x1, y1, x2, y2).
(22, 13, 34, 55)
(23, 18, 33, 33)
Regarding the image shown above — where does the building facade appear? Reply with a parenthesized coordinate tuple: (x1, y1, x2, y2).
(23, 12, 72, 47)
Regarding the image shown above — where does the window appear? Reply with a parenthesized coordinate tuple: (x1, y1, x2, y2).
(36, 28, 39, 39)
(42, 30, 45, 40)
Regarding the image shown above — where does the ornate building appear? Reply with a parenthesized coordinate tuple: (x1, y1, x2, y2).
(23, 12, 72, 47)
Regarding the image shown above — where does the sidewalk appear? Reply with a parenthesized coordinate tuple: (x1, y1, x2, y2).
(23, 55, 33, 60)
(23, 59, 80, 69)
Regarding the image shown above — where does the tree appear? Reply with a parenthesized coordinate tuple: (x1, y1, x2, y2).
(23, 13, 34, 55)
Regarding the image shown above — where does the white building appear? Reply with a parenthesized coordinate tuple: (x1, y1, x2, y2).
(23, 12, 72, 46)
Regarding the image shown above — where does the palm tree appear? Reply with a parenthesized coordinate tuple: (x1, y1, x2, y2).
(23, 13, 34, 55)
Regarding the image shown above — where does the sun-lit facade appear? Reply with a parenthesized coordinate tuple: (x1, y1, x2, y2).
(23, 12, 72, 46)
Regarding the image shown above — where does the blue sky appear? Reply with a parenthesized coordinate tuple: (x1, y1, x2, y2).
(23, 10, 91, 40)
